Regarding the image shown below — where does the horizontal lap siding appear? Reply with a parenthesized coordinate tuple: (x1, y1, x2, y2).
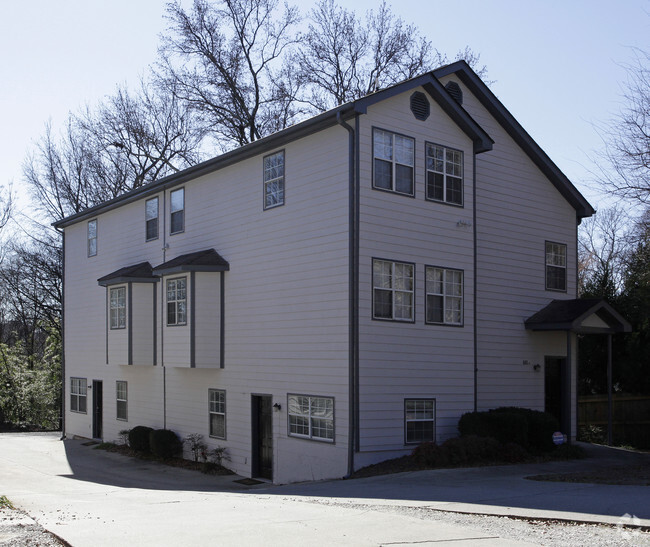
(357, 88, 476, 456)
(439, 76, 578, 426)
(63, 126, 350, 483)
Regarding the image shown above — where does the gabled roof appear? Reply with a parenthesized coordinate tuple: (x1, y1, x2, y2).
(97, 262, 157, 286)
(525, 298, 631, 334)
(52, 69, 493, 230)
(152, 249, 230, 276)
(434, 61, 595, 219)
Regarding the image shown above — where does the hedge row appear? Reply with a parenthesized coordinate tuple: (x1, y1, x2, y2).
(128, 426, 182, 459)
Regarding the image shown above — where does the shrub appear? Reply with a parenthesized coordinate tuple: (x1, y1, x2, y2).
(441, 437, 468, 465)
(184, 433, 206, 462)
(411, 442, 450, 468)
(149, 429, 182, 459)
(500, 442, 530, 463)
(460, 435, 501, 461)
(128, 426, 154, 452)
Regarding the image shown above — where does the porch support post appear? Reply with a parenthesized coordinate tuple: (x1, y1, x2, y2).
(564, 331, 573, 441)
(607, 333, 613, 446)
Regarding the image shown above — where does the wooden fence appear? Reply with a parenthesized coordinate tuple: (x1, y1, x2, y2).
(578, 394, 650, 448)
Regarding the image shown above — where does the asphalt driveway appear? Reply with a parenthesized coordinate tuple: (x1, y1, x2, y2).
(0, 433, 648, 546)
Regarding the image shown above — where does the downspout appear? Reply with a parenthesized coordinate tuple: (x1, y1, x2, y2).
(162, 191, 167, 429)
(337, 112, 357, 478)
(56, 226, 66, 440)
(473, 153, 478, 412)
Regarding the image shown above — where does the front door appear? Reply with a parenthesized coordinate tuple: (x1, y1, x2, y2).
(251, 395, 273, 480)
(92, 380, 103, 440)
(544, 357, 566, 432)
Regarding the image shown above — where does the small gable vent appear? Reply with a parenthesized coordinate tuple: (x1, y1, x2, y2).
(445, 81, 463, 105)
(410, 91, 430, 121)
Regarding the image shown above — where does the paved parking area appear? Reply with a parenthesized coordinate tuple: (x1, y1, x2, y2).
(0, 433, 648, 546)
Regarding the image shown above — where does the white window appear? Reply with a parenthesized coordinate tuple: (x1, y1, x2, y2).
(288, 394, 334, 442)
(166, 278, 187, 326)
(70, 377, 87, 413)
(372, 259, 414, 321)
(116, 381, 128, 421)
(170, 188, 184, 234)
(425, 267, 463, 325)
(109, 287, 126, 329)
(87, 219, 97, 257)
(426, 143, 463, 205)
(209, 389, 226, 439)
(373, 129, 414, 195)
(264, 150, 285, 209)
(145, 197, 159, 241)
(546, 241, 567, 291)
(405, 399, 435, 444)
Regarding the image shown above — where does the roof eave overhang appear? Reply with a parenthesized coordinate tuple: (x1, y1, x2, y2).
(434, 61, 595, 220)
(98, 276, 159, 287)
(152, 264, 230, 276)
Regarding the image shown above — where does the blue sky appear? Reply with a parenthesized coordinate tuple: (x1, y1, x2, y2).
(1, 0, 648, 215)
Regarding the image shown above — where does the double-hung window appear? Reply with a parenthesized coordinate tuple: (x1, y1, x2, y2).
(70, 377, 87, 413)
(145, 197, 159, 241)
(372, 259, 414, 321)
(166, 278, 187, 326)
(170, 188, 184, 234)
(209, 389, 226, 439)
(87, 219, 97, 257)
(405, 399, 435, 444)
(425, 267, 463, 325)
(545, 242, 567, 291)
(288, 394, 334, 442)
(373, 129, 414, 195)
(264, 150, 285, 209)
(116, 381, 128, 421)
(109, 287, 126, 329)
(426, 143, 463, 205)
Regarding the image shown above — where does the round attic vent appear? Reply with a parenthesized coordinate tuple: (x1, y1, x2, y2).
(410, 91, 430, 121)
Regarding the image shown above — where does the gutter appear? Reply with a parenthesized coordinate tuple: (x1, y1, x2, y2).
(337, 112, 358, 478)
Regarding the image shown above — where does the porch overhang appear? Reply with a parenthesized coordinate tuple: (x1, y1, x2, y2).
(524, 298, 631, 334)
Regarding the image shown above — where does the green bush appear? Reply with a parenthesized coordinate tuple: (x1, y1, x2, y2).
(128, 426, 154, 452)
(459, 435, 501, 461)
(441, 437, 468, 464)
(499, 442, 530, 463)
(149, 429, 182, 459)
(459, 407, 559, 452)
(411, 442, 450, 467)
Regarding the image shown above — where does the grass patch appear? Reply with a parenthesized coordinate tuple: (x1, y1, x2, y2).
(0, 495, 15, 509)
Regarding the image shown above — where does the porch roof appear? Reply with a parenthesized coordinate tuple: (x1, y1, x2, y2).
(524, 298, 631, 334)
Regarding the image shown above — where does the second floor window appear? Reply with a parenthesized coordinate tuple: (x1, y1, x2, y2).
(373, 129, 414, 196)
(264, 151, 285, 209)
(426, 143, 463, 205)
(87, 219, 97, 257)
(109, 287, 126, 329)
(145, 197, 159, 241)
(373, 259, 414, 321)
(167, 278, 187, 326)
(425, 267, 463, 325)
(546, 242, 567, 291)
(170, 188, 184, 234)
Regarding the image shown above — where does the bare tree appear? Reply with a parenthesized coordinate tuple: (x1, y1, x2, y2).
(0, 184, 11, 233)
(157, 0, 302, 149)
(595, 49, 650, 204)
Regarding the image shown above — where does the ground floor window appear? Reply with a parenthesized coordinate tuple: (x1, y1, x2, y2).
(405, 399, 435, 444)
(70, 377, 87, 413)
(209, 389, 226, 439)
(116, 381, 127, 421)
(288, 394, 334, 442)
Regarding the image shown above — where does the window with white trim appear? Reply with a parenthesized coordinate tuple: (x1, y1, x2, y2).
(116, 381, 128, 421)
(372, 259, 414, 321)
(264, 150, 285, 209)
(288, 394, 334, 442)
(545, 242, 567, 291)
(425, 267, 463, 325)
(426, 143, 463, 205)
(166, 277, 187, 326)
(170, 188, 184, 234)
(145, 197, 159, 241)
(209, 389, 226, 439)
(87, 219, 97, 257)
(405, 399, 435, 444)
(109, 287, 126, 329)
(373, 129, 414, 195)
(70, 377, 87, 413)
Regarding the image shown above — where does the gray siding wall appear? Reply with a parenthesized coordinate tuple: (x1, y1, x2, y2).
(439, 75, 579, 433)
(63, 125, 351, 483)
(356, 88, 476, 462)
